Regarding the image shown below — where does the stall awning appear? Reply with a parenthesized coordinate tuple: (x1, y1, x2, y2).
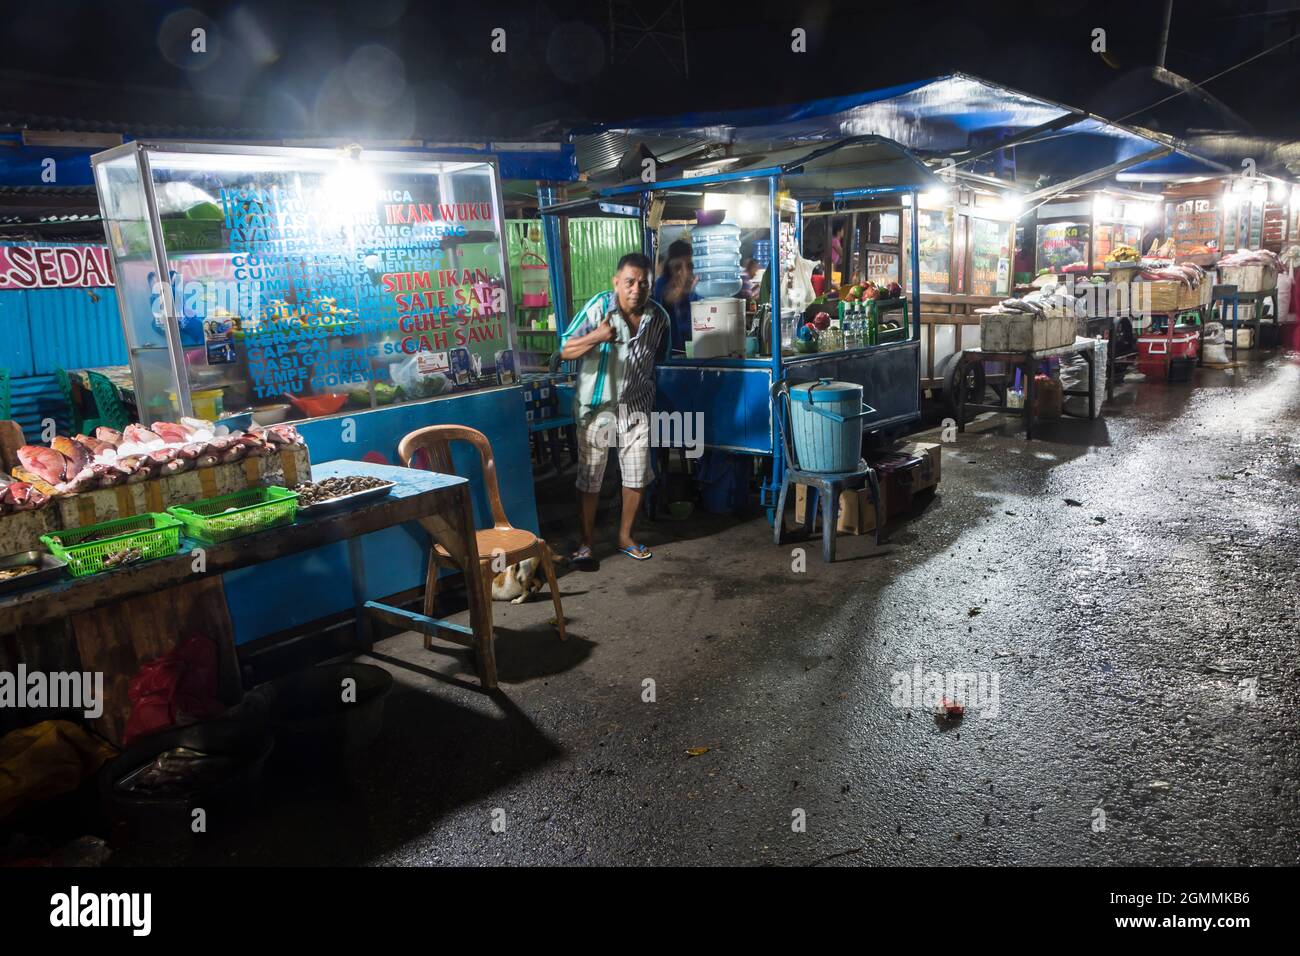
(595, 136, 939, 200)
(575, 72, 1236, 192)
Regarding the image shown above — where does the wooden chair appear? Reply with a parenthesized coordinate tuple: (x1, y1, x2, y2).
(398, 425, 567, 646)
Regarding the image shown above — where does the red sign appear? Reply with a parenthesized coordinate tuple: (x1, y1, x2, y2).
(0, 245, 115, 290)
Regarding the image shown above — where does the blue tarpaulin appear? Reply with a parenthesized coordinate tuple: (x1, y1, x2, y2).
(574, 72, 1233, 189)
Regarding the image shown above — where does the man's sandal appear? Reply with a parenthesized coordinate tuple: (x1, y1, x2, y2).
(618, 544, 652, 561)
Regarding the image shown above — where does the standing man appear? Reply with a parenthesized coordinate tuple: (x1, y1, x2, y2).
(561, 252, 670, 562)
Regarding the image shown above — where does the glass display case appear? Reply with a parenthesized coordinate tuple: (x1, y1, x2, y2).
(92, 142, 515, 425)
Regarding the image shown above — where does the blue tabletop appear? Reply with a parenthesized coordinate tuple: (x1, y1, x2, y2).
(310, 459, 467, 497)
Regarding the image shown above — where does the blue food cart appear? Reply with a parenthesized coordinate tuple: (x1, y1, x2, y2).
(541, 136, 938, 517)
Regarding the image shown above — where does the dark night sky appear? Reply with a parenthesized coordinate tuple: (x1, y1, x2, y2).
(2, 0, 1298, 142)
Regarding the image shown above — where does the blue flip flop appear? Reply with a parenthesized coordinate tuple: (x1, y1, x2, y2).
(619, 544, 652, 561)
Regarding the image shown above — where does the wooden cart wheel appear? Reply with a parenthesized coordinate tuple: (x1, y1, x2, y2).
(942, 354, 986, 419)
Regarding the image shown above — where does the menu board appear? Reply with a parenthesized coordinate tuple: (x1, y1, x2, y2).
(866, 250, 899, 287)
(969, 218, 1011, 297)
(913, 208, 951, 293)
(1036, 221, 1089, 272)
(112, 153, 512, 419)
(1263, 200, 1287, 248)
(1171, 198, 1222, 257)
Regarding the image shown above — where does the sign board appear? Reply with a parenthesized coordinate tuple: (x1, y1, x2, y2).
(0, 244, 115, 290)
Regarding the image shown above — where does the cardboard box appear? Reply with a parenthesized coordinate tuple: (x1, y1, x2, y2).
(794, 483, 886, 536)
(1219, 262, 1276, 293)
(895, 441, 941, 490)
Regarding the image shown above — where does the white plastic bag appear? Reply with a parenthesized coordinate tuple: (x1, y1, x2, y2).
(784, 255, 818, 312)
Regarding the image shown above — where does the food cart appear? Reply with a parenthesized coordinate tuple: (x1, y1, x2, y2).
(1032, 188, 1159, 275)
(88, 141, 538, 644)
(807, 175, 1023, 409)
(542, 136, 937, 519)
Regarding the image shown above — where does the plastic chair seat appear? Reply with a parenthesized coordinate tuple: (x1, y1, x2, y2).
(435, 526, 538, 564)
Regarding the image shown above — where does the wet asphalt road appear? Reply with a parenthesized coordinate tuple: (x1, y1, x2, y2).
(137, 353, 1300, 866)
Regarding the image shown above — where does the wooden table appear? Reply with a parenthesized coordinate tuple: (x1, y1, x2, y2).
(956, 342, 1098, 441)
(0, 459, 492, 743)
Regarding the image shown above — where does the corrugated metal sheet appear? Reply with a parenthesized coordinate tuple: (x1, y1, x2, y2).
(8, 374, 69, 443)
(26, 286, 128, 375)
(567, 218, 640, 313)
(505, 218, 639, 319)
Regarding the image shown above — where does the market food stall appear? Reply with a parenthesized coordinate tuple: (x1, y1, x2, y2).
(81, 141, 537, 644)
(543, 136, 937, 517)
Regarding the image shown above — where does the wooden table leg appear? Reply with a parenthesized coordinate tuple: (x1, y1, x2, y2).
(956, 353, 967, 433)
(418, 485, 496, 689)
(1023, 356, 1035, 441)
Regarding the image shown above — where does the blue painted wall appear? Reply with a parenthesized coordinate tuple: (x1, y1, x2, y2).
(220, 386, 538, 644)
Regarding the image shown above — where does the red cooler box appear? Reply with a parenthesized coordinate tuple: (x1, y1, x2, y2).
(1137, 331, 1199, 376)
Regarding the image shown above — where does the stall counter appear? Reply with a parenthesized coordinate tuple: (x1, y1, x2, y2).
(221, 384, 536, 644)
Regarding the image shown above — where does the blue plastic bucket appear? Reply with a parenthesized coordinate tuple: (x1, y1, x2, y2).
(787, 379, 872, 473)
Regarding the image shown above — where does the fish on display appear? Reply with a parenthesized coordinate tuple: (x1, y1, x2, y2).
(51, 436, 90, 476)
(94, 426, 123, 446)
(1, 481, 48, 512)
(150, 421, 189, 444)
(17, 445, 69, 485)
(75, 434, 115, 457)
(123, 424, 163, 444)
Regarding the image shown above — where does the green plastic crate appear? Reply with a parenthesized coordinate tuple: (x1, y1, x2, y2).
(41, 513, 184, 578)
(166, 486, 299, 544)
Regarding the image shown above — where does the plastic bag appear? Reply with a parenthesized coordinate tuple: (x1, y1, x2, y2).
(123, 635, 226, 747)
(389, 352, 453, 399)
(784, 255, 818, 312)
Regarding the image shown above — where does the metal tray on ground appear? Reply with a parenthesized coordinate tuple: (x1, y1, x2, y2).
(0, 550, 68, 595)
(295, 480, 396, 516)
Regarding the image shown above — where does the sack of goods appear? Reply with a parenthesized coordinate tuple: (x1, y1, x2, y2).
(1201, 322, 1229, 364)
(1061, 336, 1106, 418)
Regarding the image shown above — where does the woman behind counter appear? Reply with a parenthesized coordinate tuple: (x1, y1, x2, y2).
(653, 239, 699, 350)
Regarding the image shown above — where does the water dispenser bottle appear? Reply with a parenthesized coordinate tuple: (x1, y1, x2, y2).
(691, 223, 742, 298)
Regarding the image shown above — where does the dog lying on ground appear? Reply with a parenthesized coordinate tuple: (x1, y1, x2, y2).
(491, 552, 564, 604)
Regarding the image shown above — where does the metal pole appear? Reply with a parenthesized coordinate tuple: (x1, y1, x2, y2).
(909, 190, 921, 343)
(537, 184, 569, 339)
(138, 146, 192, 420)
(769, 175, 784, 506)
(1157, 0, 1174, 69)
(486, 157, 517, 353)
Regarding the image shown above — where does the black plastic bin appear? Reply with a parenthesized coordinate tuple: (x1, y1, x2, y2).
(270, 662, 393, 768)
(100, 720, 274, 849)
(1168, 357, 1196, 383)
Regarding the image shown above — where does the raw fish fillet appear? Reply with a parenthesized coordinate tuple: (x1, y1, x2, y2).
(124, 424, 163, 445)
(17, 445, 68, 484)
(151, 421, 189, 444)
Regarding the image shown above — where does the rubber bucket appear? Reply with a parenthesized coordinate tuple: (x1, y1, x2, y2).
(787, 379, 873, 474)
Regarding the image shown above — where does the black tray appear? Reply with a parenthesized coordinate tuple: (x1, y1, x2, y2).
(296, 480, 396, 516)
(0, 549, 68, 595)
